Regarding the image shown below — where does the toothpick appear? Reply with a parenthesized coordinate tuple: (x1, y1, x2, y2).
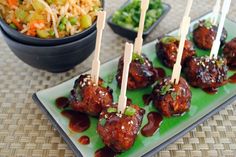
(178, 0, 193, 36)
(91, 11, 106, 85)
(211, 0, 221, 25)
(171, 0, 193, 84)
(118, 43, 133, 114)
(134, 0, 150, 55)
(210, 0, 231, 59)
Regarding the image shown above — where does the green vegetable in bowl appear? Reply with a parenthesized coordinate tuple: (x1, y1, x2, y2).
(69, 17, 77, 25)
(112, 0, 163, 31)
(9, 23, 17, 30)
(80, 15, 92, 29)
(15, 8, 28, 22)
(37, 29, 50, 38)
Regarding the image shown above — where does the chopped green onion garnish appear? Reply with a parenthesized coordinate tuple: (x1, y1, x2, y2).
(161, 36, 177, 44)
(160, 84, 172, 95)
(132, 53, 145, 64)
(107, 107, 117, 113)
(124, 106, 136, 116)
(204, 19, 213, 29)
(111, 0, 163, 31)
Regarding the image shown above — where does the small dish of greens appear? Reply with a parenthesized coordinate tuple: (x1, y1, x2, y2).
(107, 0, 170, 40)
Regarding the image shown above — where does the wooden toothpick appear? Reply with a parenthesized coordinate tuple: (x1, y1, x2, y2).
(118, 43, 133, 114)
(211, 0, 221, 25)
(210, 0, 231, 59)
(91, 11, 106, 85)
(134, 0, 150, 55)
(171, 0, 193, 84)
(178, 0, 193, 37)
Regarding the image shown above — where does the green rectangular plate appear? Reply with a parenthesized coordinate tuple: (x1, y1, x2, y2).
(33, 12, 236, 157)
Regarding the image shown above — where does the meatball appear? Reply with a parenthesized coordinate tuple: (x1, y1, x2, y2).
(152, 77, 191, 117)
(70, 74, 113, 116)
(185, 56, 228, 91)
(97, 104, 145, 152)
(223, 38, 236, 70)
(156, 36, 196, 68)
(193, 20, 227, 50)
(116, 53, 159, 90)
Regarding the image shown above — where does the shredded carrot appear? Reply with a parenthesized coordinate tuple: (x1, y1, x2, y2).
(27, 20, 45, 37)
(7, 0, 18, 8)
(12, 19, 23, 30)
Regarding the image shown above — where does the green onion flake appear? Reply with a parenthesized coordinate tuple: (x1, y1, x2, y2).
(124, 106, 136, 116)
(112, 0, 163, 31)
(107, 107, 117, 113)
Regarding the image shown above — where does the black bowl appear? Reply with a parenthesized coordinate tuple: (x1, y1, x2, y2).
(1, 27, 97, 73)
(0, 0, 104, 46)
(107, 1, 171, 41)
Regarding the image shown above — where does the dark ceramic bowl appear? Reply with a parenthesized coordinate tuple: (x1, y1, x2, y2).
(0, 0, 104, 46)
(1, 27, 97, 73)
(107, 1, 171, 41)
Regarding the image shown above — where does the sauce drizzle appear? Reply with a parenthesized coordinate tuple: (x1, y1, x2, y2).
(78, 136, 90, 145)
(141, 112, 163, 137)
(95, 146, 118, 157)
(61, 110, 90, 133)
(56, 97, 69, 109)
(229, 73, 236, 83)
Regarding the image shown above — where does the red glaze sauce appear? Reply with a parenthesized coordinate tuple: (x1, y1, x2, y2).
(56, 97, 69, 109)
(141, 112, 163, 137)
(78, 136, 90, 145)
(143, 94, 152, 105)
(229, 73, 236, 83)
(202, 88, 218, 95)
(61, 110, 90, 132)
(95, 146, 118, 157)
(155, 67, 166, 79)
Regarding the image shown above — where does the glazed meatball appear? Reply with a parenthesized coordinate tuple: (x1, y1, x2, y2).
(223, 38, 236, 70)
(193, 20, 227, 50)
(185, 56, 228, 91)
(116, 54, 160, 90)
(152, 77, 191, 117)
(156, 36, 196, 68)
(97, 104, 145, 152)
(70, 74, 113, 116)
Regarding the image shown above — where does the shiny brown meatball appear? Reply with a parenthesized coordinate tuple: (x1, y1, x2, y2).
(70, 74, 113, 116)
(185, 56, 228, 91)
(223, 38, 236, 70)
(193, 20, 227, 50)
(97, 104, 145, 152)
(156, 36, 196, 68)
(116, 54, 160, 90)
(152, 77, 191, 117)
